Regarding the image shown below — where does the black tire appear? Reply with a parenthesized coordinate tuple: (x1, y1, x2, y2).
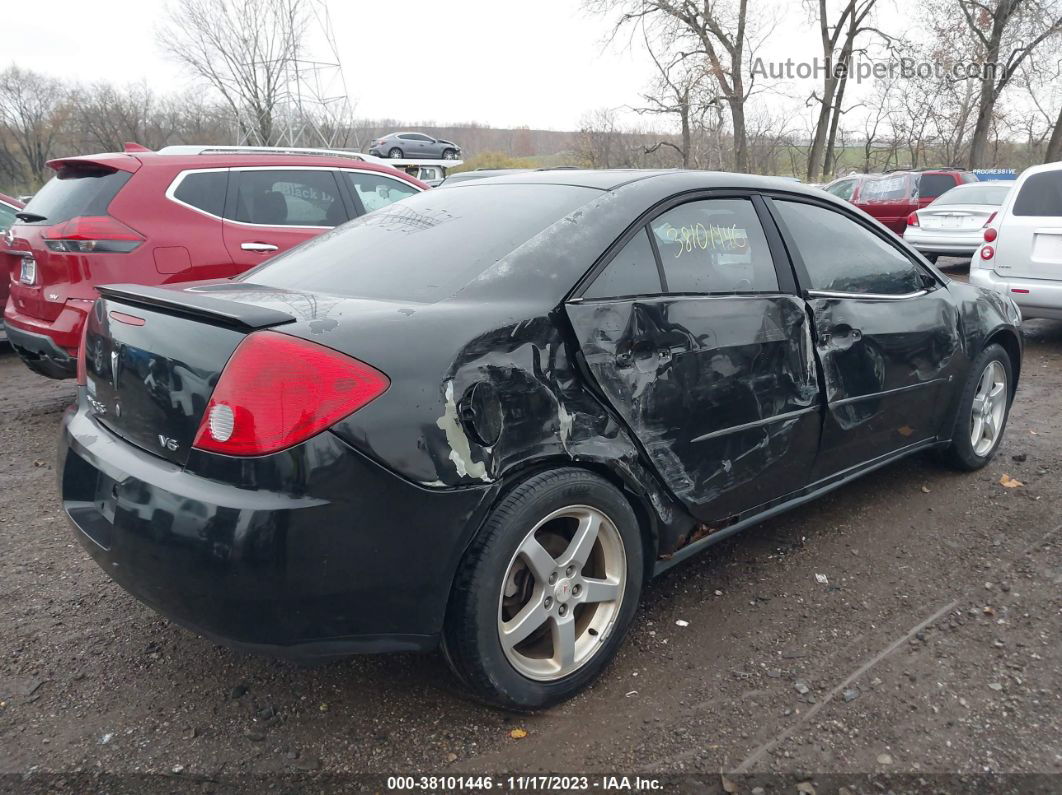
(388, 147, 403, 158)
(442, 148, 457, 160)
(925, 253, 939, 264)
(938, 343, 1014, 471)
(443, 469, 644, 710)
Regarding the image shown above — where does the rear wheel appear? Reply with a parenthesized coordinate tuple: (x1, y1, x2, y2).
(939, 343, 1013, 470)
(388, 147, 403, 158)
(443, 469, 643, 710)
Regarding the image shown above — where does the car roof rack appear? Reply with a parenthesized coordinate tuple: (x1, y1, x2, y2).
(156, 145, 374, 162)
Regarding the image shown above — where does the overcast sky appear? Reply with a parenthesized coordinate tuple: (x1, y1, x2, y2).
(9, 0, 669, 129)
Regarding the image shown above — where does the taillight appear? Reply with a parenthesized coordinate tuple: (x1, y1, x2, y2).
(906, 212, 919, 227)
(984, 227, 997, 242)
(983, 211, 997, 227)
(43, 216, 145, 253)
(981, 245, 995, 260)
(192, 331, 389, 456)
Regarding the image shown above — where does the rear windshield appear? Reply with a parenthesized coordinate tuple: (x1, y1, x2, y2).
(20, 165, 131, 225)
(933, 184, 1011, 206)
(916, 173, 957, 199)
(1013, 171, 1062, 217)
(244, 183, 598, 303)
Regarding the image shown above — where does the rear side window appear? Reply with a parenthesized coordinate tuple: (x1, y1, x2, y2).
(172, 171, 227, 217)
(775, 200, 924, 295)
(650, 198, 778, 293)
(245, 183, 597, 303)
(344, 172, 419, 214)
(859, 175, 908, 202)
(584, 228, 661, 299)
(1013, 172, 1062, 216)
(918, 174, 956, 199)
(233, 170, 344, 227)
(20, 166, 131, 225)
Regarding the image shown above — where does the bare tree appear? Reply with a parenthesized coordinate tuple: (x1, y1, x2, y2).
(804, 0, 887, 181)
(591, 0, 758, 171)
(0, 65, 68, 186)
(157, 0, 310, 146)
(960, 0, 1062, 168)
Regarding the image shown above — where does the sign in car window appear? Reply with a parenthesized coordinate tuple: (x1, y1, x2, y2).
(649, 198, 778, 293)
(860, 176, 907, 202)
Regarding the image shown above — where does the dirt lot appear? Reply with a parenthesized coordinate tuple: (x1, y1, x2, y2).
(1, 277, 1060, 790)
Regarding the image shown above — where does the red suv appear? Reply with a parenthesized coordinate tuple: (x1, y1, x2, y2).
(822, 168, 976, 235)
(3, 145, 425, 378)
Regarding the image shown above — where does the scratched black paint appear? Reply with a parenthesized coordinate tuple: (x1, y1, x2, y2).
(60, 170, 1022, 656)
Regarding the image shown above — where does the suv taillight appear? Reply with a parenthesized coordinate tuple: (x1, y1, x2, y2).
(984, 227, 997, 243)
(193, 331, 389, 456)
(43, 216, 145, 253)
(983, 211, 997, 228)
(76, 318, 90, 386)
(907, 212, 919, 227)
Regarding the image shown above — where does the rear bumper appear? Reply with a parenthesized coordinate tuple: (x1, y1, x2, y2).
(3, 300, 88, 378)
(970, 267, 1062, 320)
(60, 400, 493, 658)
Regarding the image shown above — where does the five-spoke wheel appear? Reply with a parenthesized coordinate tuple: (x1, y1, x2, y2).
(970, 360, 1008, 457)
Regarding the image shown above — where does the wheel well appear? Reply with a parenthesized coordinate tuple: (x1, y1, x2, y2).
(985, 328, 1021, 397)
(492, 459, 661, 583)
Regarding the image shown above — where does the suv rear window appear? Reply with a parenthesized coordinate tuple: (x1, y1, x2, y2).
(19, 165, 131, 225)
(244, 183, 597, 303)
(1013, 171, 1062, 217)
(917, 174, 956, 199)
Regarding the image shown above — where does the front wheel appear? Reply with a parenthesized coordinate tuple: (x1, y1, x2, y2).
(939, 343, 1014, 470)
(442, 148, 457, 160)
(443, 469, 643, 710)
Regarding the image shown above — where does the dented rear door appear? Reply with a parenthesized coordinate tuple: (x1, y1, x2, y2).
(565, 195, 822, 524)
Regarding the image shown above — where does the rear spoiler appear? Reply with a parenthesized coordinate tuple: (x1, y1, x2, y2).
(97, 284, 296, 331)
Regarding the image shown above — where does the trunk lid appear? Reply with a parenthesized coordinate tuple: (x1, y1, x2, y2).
(84, 284, 296, 466)
(916, 203, 996, 231)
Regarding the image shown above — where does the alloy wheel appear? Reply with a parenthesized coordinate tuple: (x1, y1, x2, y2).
(970, 360, 1007, 456)
(497, 506, 626, 681)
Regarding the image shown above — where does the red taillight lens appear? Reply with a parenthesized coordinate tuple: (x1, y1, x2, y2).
(984, 227, 997, 242)
(43, 216, 145, 253)
(981, 245, 995, 260)
(907, 212, 919, 227)
(192, 331, 389, 456)
(983, 211, 997, 227)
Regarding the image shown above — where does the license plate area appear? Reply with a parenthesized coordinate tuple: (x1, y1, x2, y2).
(95, 472, 119, 527)
(19, 256, 36, 285)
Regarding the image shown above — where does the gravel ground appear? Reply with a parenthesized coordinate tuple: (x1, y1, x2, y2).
(1, 266, 1060, 790)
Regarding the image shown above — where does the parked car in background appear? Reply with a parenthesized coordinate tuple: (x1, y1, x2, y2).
(903, 181, 1012, 262)
(61, 170, 1021, 710)
(439, 168, 534, 186)
(1, 192, 26, 341)
(856, 169, 977, 234)
(368, 132, 461, 160)
(2, 144, 425, 378)
(821, 173, 866, 201)
(973, 160, 1062, 320)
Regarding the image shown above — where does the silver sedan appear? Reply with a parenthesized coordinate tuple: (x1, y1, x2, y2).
(903, 182, 1012, 261)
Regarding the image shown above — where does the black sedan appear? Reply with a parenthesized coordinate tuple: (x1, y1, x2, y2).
(60, 170, 1023, 710)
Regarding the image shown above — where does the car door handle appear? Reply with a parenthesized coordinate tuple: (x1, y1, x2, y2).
(241, 242, 279, 252)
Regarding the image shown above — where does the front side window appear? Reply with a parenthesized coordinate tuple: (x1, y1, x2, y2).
(774, 200, 924, 295)
(233, 170, 343, 227)
(1013, 171, 1062, 217)
(825, 178, 855, 200)
(584, 227, 661, 299)
(344, 172, 419, 213)
(650, 198, 778, 294)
